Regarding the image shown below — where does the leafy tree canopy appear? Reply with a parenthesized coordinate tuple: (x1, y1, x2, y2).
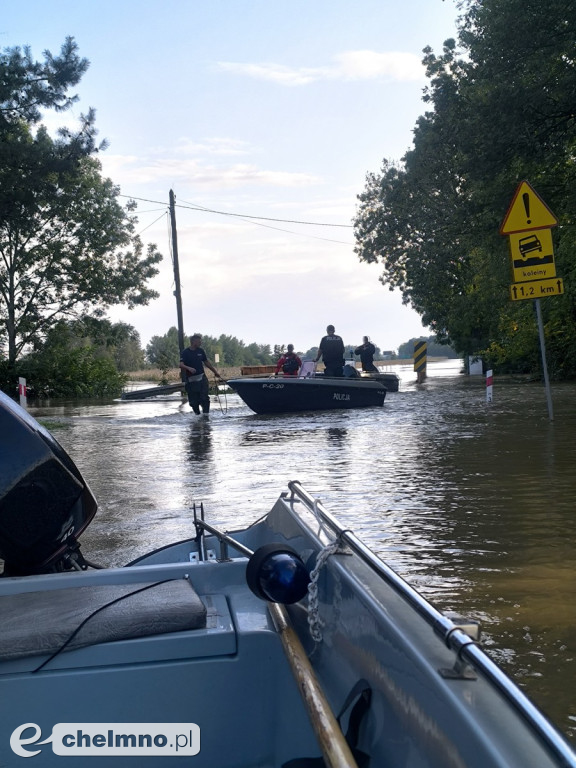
(145, 330, 292, 369)
(146, 326, 183, 370)
(0, 37, 88, 126)
(13, 317, 130, 398)
(192, 334, 274, 367)
(0, 38, 162, 373)
(397, 336, 459, 359)
(354, 0, 576, 376)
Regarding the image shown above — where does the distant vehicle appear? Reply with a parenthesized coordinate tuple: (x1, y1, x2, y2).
(518, 234, 542, 257)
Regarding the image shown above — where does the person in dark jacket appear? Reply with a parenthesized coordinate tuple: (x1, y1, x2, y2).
(314, 325, 345, 377)
(275, 344, 302, 376)
(179, 333, 222, 415)
(355, 336, 378, 373)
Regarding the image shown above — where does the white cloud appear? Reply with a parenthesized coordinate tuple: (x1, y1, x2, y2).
(335, 50, 424, 82)
(100, 153, 321, 189)
(216, 49, 424, 86)
(216, 62, 330, 86)
(172, 137, 251, 156)
(193, 164, 321, 188)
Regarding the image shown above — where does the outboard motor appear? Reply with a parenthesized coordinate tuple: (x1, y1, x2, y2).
(0, 391, 97, 576)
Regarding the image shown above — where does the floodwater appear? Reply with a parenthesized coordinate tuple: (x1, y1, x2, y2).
(27, 360, 576, 743)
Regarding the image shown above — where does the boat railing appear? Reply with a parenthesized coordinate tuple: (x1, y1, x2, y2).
(190, 502, 360, 768)
(286, 480, 576, 766)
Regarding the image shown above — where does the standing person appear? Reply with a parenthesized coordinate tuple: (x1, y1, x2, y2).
(179, 333, 222, 415)
(354, 336, 378, 373)
(275, 344, 302, 377)
(314, 325, 345, 377)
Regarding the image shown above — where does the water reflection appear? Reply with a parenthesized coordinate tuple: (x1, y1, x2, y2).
(327, 427, 348, 443)
(186, 419, 214, 464)
(23, 362, 576, 741)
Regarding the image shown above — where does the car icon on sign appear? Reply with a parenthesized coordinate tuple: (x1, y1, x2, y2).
(518, 234, 542, 257)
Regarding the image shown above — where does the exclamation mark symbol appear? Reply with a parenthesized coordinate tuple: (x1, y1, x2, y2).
(523, 192, 531, 224)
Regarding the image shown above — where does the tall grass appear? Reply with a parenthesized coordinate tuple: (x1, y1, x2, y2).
(126, 367, 243, 383)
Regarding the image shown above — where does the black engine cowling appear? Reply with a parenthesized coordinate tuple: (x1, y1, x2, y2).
(0, 391, 97, 575)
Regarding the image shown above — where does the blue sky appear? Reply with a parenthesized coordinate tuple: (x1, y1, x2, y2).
(2, 0, 460, 354)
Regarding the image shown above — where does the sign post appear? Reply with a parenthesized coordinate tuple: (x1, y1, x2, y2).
(413, 340, 427, 383)
(534, 300, 554, 421)
(500, 181, 560, 421)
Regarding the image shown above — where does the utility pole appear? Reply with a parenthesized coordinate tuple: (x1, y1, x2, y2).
(169, 189, 185, 355)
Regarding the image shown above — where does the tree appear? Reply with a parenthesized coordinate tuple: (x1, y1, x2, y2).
(115, 333, 146, 372)
(397, 336, 459, 359)
(0, 38, 162, 377)
(354, 1, 576, 374)
(53, 316, 145, 372)
(146, 327, 182, 369)
(244, 342, 273, 365)
(0, 37, 89, 126)
(16, 319, 128, 398)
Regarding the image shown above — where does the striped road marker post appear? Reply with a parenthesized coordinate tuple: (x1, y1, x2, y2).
(18, 377, 27, 408)
(414, 341, 427, 383)
(486, 369, 493, 403)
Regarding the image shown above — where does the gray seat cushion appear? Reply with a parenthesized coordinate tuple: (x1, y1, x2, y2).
(0, 578, 206, 661)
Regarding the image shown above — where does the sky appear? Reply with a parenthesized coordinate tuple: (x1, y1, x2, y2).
(2, 0, 460, 355)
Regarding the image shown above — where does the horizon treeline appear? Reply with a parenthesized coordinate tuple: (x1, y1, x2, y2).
(0, 318, 457, 398)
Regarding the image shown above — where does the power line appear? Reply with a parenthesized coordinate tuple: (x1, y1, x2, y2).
(119, 193, 353, 228)
(213, 214, 353, 245)
(137, 211, 168, 236)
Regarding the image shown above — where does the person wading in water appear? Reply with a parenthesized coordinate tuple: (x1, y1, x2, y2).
(179, 334, 222, 415)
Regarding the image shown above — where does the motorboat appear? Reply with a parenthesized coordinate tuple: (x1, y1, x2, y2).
(1, 390, 575, 767)
(359, 370, 400, 392)
(227, 375, 387, 414)
(227, 363, 388, 414)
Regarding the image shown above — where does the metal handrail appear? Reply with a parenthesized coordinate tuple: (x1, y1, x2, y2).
(287, 480, 576, 766)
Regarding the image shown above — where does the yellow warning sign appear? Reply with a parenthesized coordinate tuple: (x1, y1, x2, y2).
(509, 277, 564, 301)
(509, 228, 556, 283)
(500, 181, 558, 235)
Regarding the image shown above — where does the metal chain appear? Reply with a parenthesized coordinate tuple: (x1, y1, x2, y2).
(307, 532, 346, 643)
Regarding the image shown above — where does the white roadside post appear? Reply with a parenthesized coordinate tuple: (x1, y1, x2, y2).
(18, 377, 27, 408)
(486, 370, 493, 403)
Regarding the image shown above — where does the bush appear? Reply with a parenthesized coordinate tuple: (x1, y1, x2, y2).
(15, 345, 126, 398)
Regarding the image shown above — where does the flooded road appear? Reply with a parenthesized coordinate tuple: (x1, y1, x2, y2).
(28, 360, 576, 742)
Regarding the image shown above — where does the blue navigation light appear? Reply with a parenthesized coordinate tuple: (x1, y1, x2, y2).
(246, 544, 311, 604)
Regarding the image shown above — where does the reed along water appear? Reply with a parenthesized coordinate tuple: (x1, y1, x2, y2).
(29, 360, 576, 742)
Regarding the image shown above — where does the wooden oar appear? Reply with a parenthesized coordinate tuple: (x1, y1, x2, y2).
(193, 520, 359, 766)
(268, 602, 359, 768)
